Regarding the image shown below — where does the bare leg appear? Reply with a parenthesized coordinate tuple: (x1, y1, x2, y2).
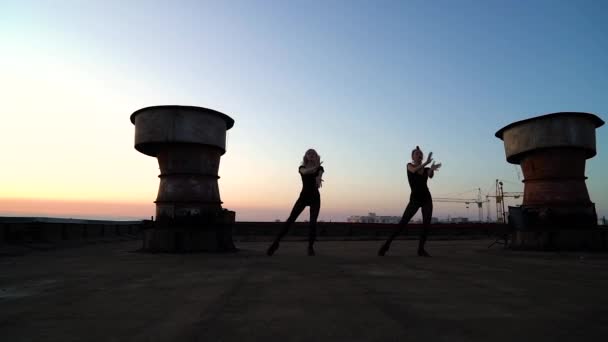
(267, 197, 307, 256)
(378, 201, 420, 256)
(418, 200, 433, 257)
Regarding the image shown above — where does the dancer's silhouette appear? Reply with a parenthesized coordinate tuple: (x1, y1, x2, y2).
(267, 149, 324, 256)
(379, 146, 441, 257)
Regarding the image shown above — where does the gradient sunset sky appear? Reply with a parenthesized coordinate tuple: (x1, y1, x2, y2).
(1, 0, 607, 222)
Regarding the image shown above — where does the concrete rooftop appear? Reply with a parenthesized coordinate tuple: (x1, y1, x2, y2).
(1, 240, 608, 341)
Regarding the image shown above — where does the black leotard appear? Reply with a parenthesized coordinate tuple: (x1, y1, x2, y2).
(298, 165, 324, 200)
(407, 165, 431, 203)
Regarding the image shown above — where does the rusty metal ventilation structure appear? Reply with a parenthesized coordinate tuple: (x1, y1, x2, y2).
(495, 112, 605, 250)
(131, 105, 236, 252)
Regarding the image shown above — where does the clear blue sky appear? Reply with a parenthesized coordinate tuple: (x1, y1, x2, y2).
(1, 0, 607, 221)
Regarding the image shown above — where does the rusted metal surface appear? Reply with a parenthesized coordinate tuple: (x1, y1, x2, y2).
(131, 106, 234, 221)
(519, 148, 590, 206)
(495, 112, 603, 164)
(131, 105, 236, 252)
(496, 112, 604, 249)
(155, 144, 224, 217)
(131, 105, 234, 157)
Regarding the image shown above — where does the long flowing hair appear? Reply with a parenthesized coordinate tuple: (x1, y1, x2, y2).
(302, 149, 320, 166)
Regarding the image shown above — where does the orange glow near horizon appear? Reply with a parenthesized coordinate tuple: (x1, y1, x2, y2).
(0, 198, 154, 220)
(0, 195, 526, 223)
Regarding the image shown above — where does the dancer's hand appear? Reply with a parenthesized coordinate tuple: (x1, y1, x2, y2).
(425, 152, 433, 165)
(431, 162, 442, 171)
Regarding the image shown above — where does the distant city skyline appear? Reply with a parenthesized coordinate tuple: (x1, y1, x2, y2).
(1, 0, 606, 221)
(0, 196, 528, 223)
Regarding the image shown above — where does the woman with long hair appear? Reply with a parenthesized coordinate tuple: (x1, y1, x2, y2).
(267, 149, 324, 256)
(378, 146, 441, 257)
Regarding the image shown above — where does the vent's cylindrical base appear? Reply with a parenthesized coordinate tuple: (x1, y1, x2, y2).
(142, 210, 236, 253)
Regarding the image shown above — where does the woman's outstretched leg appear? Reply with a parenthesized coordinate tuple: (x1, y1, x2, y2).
(267, 197, 307, 256)
(378, 202, 420, 256)
(418, 201, 433, 257)
(307, 197, 321, 256)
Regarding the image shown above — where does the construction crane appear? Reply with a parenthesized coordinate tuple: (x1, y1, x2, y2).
(486, 179, 523, 223)
(434, 188, 490, 222)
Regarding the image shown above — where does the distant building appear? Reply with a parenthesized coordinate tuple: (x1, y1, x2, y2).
(346, 212, 401, 224)
(347, 213, 441, 224)
(450, 217, 469, 223)
(346, 216, 360, 223)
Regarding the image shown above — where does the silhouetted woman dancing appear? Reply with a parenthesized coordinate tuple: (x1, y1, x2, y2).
(378, 146, 441, 257)
(267, 149, 324, 256)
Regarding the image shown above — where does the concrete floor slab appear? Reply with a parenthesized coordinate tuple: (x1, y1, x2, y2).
(1, 240, 607, 341)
